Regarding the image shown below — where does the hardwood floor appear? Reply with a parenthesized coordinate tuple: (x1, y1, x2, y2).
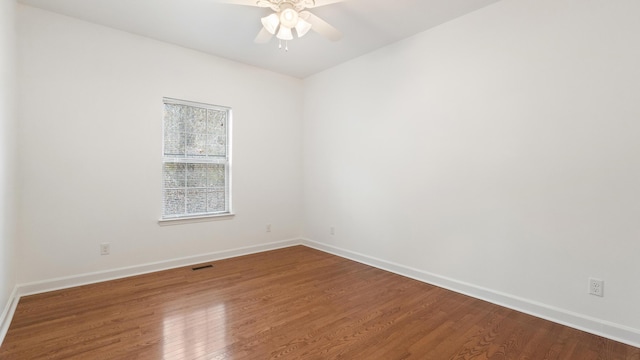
(1, 246, 638, 359)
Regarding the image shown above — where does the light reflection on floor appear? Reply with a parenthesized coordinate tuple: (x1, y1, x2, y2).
(162, 303, 227, 359)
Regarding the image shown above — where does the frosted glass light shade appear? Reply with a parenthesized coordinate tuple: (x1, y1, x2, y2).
(279, 8, 299, 29)
(295, 18, 312, 38)
(276, 26, 293, 40)
(261, 13, 280, 35)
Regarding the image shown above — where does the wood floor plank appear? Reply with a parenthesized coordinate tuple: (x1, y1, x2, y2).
(0, 246, 638, 359)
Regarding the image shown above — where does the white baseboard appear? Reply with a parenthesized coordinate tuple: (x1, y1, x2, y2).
(301, 238, 640, 348)
(0, 286, 19, 346)
(18, 238, 302, 297)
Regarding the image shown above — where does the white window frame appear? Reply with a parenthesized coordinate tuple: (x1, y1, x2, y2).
(160, 97, 233, 222)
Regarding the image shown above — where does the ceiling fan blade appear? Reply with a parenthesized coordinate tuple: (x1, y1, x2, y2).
(214, 0, 258, 5)
(300, 11, 342, 41)
(255, 0, 276, 7)
(305, 0, 345, 8)
(254, 27, 274, 44)
(214, 0, 271, 7)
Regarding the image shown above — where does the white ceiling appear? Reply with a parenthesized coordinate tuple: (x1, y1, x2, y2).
(18, 0, 501, 78)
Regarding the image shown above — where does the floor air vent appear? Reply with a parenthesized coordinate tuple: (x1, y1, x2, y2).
(192, 264, 213, 271)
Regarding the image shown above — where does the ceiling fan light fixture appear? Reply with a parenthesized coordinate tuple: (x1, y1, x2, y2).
(276, 26, 293, 41)
(261, 13, 280, 35)
(279, 8, 299, 29)
(295, 18, 312, 38)
(247, 0, 344, 49)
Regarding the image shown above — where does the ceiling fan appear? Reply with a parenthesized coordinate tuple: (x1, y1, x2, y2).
(219, 0, 344, 50)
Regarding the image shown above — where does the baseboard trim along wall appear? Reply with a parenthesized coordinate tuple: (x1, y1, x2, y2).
(18, 238, 301, 297)
(300, 238, 640, 349)
(2, 238, 639, 349)
(0, 287, 20, 347)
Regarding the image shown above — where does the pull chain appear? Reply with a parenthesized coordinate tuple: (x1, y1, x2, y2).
(277, 39, 289, 52)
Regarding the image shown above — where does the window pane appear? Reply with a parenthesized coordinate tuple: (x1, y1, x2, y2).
(164, 131, 184, 156)
(207, 164, 225, 188)
(185, 107, 207, 134)
(186, 133, 207, 157)
(186, 164, 208, 187)
(163, 163, 186, 188)
(164, 189, 185, 216)
(187, 189, 207, 214)
(207, 109, 226, 135)
(164, 104, 184, 134)
(206, 135, 226, 157)
(207, 190, 225, 212)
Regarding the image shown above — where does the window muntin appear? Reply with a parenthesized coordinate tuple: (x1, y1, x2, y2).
(162, 98, 231, 219)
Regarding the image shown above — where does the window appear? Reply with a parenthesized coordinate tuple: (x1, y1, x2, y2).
(161, 98, 232, 220)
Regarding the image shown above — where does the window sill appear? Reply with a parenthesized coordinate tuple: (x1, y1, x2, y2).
(158, 213, 235, 226)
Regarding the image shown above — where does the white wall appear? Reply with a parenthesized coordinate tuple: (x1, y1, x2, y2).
(303, 0, 640, 343)
(13, 0, 640, 347)
(0, 0, 16, 319)
(16, 5, 303, 284)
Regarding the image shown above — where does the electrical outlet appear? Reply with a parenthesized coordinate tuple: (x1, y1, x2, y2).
(330, 226, 335, 236)
(589, 278, 604, 297)
(100, 243, 110, 256)
(266, 224, 271, 233)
